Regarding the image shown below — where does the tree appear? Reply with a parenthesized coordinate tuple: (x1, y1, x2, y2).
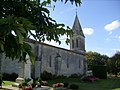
(0, 0, 81, 63)
(109, 51, 120, 77)
(86, 51, 109, 70)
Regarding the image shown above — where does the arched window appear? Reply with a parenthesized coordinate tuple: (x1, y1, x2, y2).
(76, 39, 78, 48)
(72, 40, 74, 48)
(49, 56, 52, 67)
(67, 58, 69, 68)
(79, 60, 81, 68)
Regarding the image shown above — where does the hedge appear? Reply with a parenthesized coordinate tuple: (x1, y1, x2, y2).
(92, 65, 107, 79)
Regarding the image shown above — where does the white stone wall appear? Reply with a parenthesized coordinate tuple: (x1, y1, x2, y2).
(34, 43, 86, 78)
(0, 41, 87, 78)
(1, 54, 19, 74)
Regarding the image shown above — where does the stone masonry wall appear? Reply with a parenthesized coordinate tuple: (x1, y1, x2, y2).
(0, 41, 86, 78)
(1, 54, 19, 74)
(34, 43, 86, 77)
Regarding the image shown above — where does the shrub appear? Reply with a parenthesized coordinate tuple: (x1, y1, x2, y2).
(56, 75, 67, 79)
(69, 74, 83, 78)
(69, 84, 79, 89)
(11, 73, 18, 81)
(40, 71, 52, 80)
(63, 82, 69, 88)
(41, 71, 68, 80)
(118, 72, 120, 75)
(69, 74, 79, 78)
(2, 73, 18, 81)
(0, 74, 4, 89)
(82, 76, 99, 82)
(92, 65, 107, 79)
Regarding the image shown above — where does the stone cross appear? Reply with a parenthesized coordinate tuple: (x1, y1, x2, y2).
(24, 54, 31, 79)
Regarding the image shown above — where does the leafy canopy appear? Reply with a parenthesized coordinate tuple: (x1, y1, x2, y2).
(0, 0, 81, 63)
(86, 51, 109, 70)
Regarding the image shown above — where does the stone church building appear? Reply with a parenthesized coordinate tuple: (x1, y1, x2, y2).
(0, 15, 87, 78)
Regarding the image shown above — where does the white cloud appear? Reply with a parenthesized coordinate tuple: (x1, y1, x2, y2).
(111, 48, 120, 51)
(108, 31, 113, 35)
(104, 20, 120, 31)
(92, 47, 120, 57)
(83, 28, 94, 35)
(115, 35, 120, 41)
(44, 35, 69, 49)
(106, 38, 109, 41)
(118, 36, 120, 39)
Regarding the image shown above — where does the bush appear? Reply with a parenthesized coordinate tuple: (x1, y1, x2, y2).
(118, 72, 120, 75)
(69, 74, 82, 78)
(82, 76, 99, 82)
(63, 82, 69, 88)
(41, 71, 68, 80)
(92, 65, 107, 79)
(2, 73, 18, 81)
(56, 75, 67, 79)
(0, 74, 4, 88)
(69, 84, 79, 89)
(40, 71, 52, 80)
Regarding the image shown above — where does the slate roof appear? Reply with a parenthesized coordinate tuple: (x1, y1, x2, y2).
(72, 14, 85, 37)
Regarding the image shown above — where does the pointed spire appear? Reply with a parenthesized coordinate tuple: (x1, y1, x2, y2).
(72, 14, 85, 37)
(76, 8, 77, 15)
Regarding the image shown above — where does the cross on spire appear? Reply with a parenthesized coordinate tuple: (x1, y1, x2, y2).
(72, 12, 85, 37)
(76, 8, 77, 15)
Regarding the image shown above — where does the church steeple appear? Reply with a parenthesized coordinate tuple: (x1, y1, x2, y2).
(72, 14, 85, 37)
(70, 14, 85, 52)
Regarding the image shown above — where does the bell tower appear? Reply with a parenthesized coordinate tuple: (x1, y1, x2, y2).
(70, 14, 85, 52)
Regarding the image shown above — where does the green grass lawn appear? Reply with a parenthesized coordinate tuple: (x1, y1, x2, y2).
(47, 77, 120, 90)
(2, 81, 15, 86)
(1, 77, 120, 90)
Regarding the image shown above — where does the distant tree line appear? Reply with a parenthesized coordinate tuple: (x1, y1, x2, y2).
(86, 51, 120, 77)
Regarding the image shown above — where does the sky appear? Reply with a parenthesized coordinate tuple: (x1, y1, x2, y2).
(44, 0, 120, 57)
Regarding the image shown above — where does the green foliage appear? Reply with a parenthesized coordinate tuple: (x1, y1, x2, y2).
(55, 75, 67, 79)
(69, 74, 83, 78)
(69, 84, 79, 89)
(92, 65, 107, 79)
(21, 81, 28, 87)
(40, 71, 68, 80)
(0, 0, 81, 63)
(2, 81, 14, 86)
(2, 73, 18, 81)
(48, 77, 120, 90)
(0, 74, 4, 88)
(86, 51, 109, 70)
(109, 51, 120, 76)
(0, 15, 35, 63)
(40, 71, 53, 80)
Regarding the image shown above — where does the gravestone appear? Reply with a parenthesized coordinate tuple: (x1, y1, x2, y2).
(24, 55, 31, 79)
(12, 62, 25, 87)
(13, 55, 31, 87)
(35, 61, 41, 78)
